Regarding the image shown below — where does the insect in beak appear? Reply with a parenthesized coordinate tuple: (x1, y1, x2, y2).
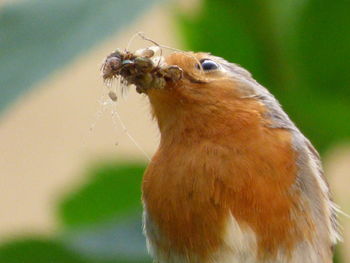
(101, 47, 183, 94)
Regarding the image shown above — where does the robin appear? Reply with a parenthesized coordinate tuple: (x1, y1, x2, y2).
(102, 50, 340, 263)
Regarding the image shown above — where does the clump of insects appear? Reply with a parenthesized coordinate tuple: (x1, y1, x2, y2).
(101, 44, 183, 96)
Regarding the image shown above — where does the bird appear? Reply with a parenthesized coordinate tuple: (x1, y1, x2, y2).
(131, 50, 340, 263)
(142, 52, 341, 263)
(141, 52, 341, 263)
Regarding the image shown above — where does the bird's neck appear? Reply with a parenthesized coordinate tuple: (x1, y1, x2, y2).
(148, 92, 267, 146)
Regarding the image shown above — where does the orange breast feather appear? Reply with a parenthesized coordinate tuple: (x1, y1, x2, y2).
(142, 95, 313, 261)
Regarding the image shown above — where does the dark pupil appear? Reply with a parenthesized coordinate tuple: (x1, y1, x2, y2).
(201, 59, 218, 70)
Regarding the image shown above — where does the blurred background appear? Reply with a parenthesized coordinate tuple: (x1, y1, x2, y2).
(0, 0, 349, 262)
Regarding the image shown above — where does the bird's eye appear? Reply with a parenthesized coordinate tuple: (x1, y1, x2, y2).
(196, 59, 219, 71)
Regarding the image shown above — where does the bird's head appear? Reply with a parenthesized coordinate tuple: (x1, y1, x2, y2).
(102, 49, 288, 140)
(146, 52, 276, 138)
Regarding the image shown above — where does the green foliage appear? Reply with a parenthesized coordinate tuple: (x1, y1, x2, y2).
(58, 163, 146, 228)
(178, 0, 350, 153)
(0, 237, 150, 263)
(0, 238, 85, 263)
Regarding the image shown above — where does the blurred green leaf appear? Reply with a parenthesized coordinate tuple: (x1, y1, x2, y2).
(0, 0, 159, 112)
(58, 163, 146, 228)
(295, 0, 350, 98)
(291, 0, 350, 151)
(178, 0, 267, 86)
(0, 237, 150, 263)
(0, 238, 85, 263)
